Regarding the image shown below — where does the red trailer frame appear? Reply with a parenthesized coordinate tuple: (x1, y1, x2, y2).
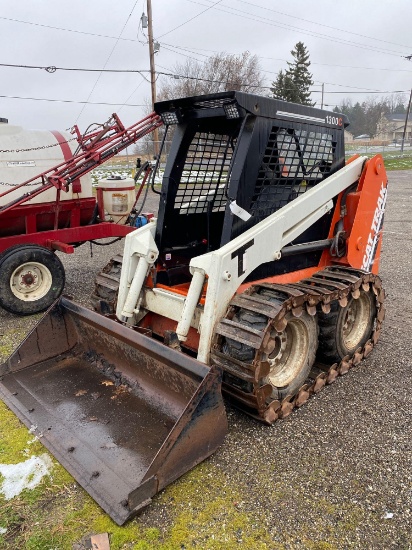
(0, 112, 163, 314)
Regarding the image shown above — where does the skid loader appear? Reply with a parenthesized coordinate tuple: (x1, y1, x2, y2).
(0, 91, 387, 525)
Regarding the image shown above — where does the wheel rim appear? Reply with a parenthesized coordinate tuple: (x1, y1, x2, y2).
(342, 293, 372, 352)
(264, 317, 310, 388)
(10, 262, 53, 302)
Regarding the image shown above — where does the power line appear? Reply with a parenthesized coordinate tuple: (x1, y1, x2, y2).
(0, 62, 151, 74)
(313, 81, 385, 92)
(75, 0, 139, 123)
(0, 15, 137, 42)
(157, 69, 268, 89)
(187, 0, 409, 57)
(1, 12, 409, 76)
(117, 79, 146, 114)
(157, 0, 224, 39)
(158, 44, 404, 93)
(2, 56, 408, 92)
(4, 55, 398, 94)
(0, 50, 397, 97)
(161, 44, 208, 63)
(322, 89, 410, 95)
(2, 86, 409, 111)
(163, 41, 412, 73)
(232, 0, 412, 51)
(1, 8, 409, 62)
(156, 68, 410, 95)
(0, 94, 146, 106)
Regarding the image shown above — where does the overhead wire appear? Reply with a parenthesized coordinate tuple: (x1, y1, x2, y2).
(2, 56, 406, 91)
(0, 54, 408, 98)
(117, 79, 146, 114)
(160, 44, 208, 63)
(157, 44, 399, 93)
(0, 62, 151, 74)
(136, 4, 148, 45)
(0, 15, 137, 42)
(1, 8, 410, 82)
(0, 94, 146, 106)
(1, 5, 410, 111)
(232, 0, 412, 51)
(75, 0, 140, 123)
(2, 6, 410, 58)
(155, 69, 410, 95)
(157, 0, 224, 39)
(1, 7, 410, 67)
(186, 0, 410, 57)
(162, 41, 412, 73)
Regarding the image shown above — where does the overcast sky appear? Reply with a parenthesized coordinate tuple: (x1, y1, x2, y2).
(1, 0, 412, 132)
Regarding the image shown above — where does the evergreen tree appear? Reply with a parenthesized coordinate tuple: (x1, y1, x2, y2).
(271, 70, 286, 99)
(271, 42, 314, 106)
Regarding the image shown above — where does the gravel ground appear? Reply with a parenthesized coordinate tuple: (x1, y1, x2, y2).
(0, 171, 411, 548)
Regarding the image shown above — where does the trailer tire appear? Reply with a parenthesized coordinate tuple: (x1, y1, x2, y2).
(0, 244, 65, 315)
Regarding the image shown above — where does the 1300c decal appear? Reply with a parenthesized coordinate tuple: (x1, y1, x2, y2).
(325, 115, 343, 127)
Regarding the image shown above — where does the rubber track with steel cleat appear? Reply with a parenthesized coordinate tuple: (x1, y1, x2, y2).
(211, 267, 385, 424)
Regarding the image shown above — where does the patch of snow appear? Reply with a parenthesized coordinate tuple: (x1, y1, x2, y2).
(0, 526, 7, 535)
(0, 453, 53, 499)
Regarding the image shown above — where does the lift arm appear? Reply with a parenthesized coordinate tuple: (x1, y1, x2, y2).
(115, 156, 367, 362)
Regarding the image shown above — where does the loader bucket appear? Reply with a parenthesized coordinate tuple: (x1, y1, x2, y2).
(0, 297, 227, 525)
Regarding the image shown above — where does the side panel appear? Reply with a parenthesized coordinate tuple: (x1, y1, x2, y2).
(329, 155, 388, 274)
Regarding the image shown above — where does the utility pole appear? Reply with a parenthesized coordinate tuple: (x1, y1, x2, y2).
(147, 0, 159, 158)
(321, 83, 324, 110)
(401, 88, 412, 153)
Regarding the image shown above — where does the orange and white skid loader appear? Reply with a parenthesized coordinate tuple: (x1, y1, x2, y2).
(0, 92, 387, 524)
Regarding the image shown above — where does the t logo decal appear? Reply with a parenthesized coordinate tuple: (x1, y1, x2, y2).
(231, 239, 254, 277)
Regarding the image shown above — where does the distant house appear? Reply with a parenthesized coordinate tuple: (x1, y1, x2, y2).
(376, 112, 412, 142)
(344, 130, 354, 143)
(354, 134, 370, 141)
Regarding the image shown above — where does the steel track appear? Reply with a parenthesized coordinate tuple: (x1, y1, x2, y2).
(212, 267, 385, 424)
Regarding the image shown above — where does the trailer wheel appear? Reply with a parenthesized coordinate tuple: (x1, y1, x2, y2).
(317, 290, 376, 364)
(0, 245, 65, 315)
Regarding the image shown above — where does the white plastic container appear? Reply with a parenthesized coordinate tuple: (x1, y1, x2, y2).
(0, 120, 92, 207)
(97, 177, 136, 224)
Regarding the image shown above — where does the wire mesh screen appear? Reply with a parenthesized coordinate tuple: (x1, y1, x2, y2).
(250, 125, 336, 219)
(174, 131, 236, 215)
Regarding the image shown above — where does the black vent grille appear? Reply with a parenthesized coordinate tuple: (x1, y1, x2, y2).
(174, 131, 236, 214)
(250, 126, 336, 220)
(193, 98, 235, 110)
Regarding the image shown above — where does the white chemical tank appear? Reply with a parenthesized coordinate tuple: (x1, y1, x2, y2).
(97, 177, 136, 224)
(0, 118, 93, 207)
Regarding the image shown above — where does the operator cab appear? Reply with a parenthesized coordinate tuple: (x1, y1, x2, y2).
(154, 91, 347, 286)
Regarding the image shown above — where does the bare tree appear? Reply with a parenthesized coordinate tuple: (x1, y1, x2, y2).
(157, 51, 264, 100)
(382, 92, 408, 114)
(133, 52, 264, 158)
